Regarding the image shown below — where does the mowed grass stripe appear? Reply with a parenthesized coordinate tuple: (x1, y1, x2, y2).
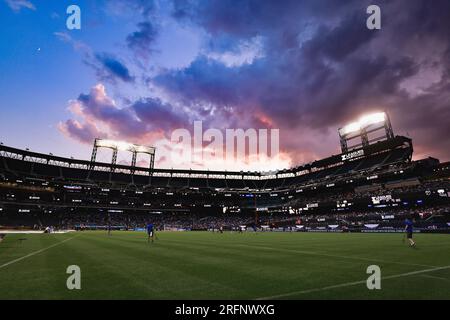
(1, 231, 450, 299)
(159, 234, 444, 299)
(144, 234, 423, 298)
(227, 232, 450, 267)
(161, 234, 437, 268)
(146, 232, 450, 299)
(69, 233, 364, 299)
(62, 233, 172, 299)
(90, 232, 321, 299)
(72, 232, 249, 298)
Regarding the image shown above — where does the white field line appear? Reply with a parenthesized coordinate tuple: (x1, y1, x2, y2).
(0, 230, 76, 234)
(256, 264, 450, 300)
(0, 236, 77, 270)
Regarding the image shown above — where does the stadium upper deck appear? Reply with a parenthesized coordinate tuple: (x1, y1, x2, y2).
(0, 135, 413, 191)
(2, 109, 450, 220)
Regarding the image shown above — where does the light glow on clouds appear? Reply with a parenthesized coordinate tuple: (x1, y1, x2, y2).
(2, 0, 450, 169)
(206, 36, 265, 67)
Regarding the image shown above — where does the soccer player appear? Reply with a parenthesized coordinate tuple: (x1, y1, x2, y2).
(106, 215, 112, 236)
(404, 217, 416, 247)
(147, 222, 155, 243)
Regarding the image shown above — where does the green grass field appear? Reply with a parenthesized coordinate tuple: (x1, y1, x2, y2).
(0, 231, 450, 300)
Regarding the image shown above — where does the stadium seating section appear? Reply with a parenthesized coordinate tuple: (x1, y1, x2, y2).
(0, 138, 449, 232)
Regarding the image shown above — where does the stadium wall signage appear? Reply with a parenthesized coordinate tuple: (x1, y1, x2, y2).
(341, 149, 365, 161)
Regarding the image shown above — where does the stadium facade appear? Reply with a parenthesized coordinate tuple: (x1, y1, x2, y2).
(0, 113, 449, 233)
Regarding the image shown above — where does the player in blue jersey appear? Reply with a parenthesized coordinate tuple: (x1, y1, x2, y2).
(404, 217, 416, 247)
(147, 222, 155, 243)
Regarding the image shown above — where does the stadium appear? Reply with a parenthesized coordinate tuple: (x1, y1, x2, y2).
(1, 111, 449, 300)
(2, 0, 450, 306)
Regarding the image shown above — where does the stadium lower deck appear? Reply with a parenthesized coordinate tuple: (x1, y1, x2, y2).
(1, 231, 450, 299)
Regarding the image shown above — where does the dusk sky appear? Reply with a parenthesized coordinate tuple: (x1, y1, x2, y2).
(0, 0, 449, 171)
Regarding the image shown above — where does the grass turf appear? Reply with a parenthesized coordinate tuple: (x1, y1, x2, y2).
(0, 231, 449, 299)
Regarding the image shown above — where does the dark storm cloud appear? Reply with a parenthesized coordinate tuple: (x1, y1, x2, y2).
(53, 32, 135, 84)
(156, 3, 388, 128)
(155, 56, 242, 107)
(57, 0, 450, 165)
(172, 0, 361, 37)
(132, 98, 187, 132)
(95, 53, 134, 83)
(302, 13, 375, 62)
(123, 0, 159, 59)
(59, 84, 190, 143)
(150, 0, 450, 162)
(126, 21, 159, 57)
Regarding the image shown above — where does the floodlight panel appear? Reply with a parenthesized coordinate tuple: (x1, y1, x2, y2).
(340, 112, 386, 136)
(95, 139, 132, 151)
(359, 112, 385, 127)
(95, 139, 155, 154)
(135, 145, 155, 154)
(95, 139, 119, 149)
(340, 122, 361, 135)
(116, 141, 134, 152)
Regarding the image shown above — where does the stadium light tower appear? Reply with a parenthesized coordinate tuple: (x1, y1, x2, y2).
(90, 139, 156, 174)
(338, 112, 394, 153)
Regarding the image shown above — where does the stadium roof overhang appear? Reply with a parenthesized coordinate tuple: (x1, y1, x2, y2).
(0, 135, 412, 178)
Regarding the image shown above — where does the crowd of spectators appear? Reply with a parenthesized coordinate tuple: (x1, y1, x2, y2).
(1, 205, 448, 232)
